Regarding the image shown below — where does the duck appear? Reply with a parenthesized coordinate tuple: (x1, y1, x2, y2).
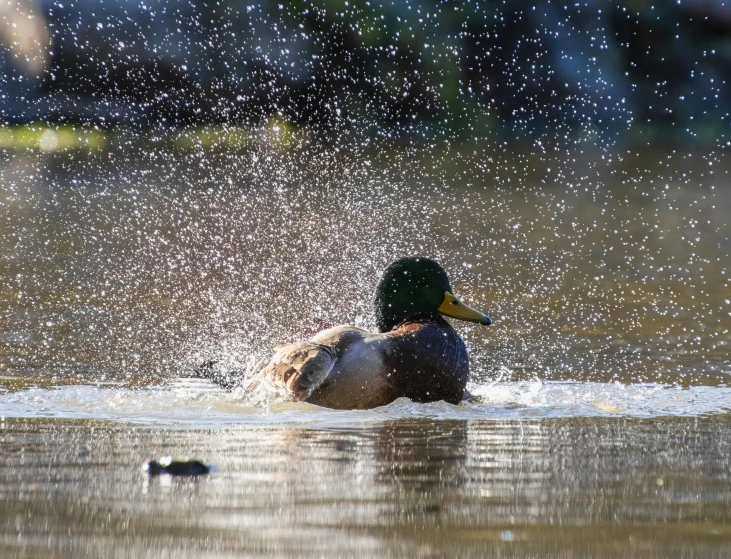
(230, 257, 492, 410)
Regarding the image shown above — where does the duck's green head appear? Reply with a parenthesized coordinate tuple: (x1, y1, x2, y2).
(374, 257, 492, 332)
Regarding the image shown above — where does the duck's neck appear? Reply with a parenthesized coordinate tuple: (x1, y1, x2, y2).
(376, 310, 445, 332)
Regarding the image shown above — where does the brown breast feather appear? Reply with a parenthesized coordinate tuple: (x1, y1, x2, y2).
(381, 319, 469, 404)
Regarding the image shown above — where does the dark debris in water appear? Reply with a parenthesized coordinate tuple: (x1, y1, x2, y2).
(145, 458, 214, 477)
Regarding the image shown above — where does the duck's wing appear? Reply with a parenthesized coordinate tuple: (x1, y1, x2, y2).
(257, 341, 337, 401)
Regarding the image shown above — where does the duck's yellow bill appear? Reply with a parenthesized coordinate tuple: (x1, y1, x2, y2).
(438, 292, 492, 325)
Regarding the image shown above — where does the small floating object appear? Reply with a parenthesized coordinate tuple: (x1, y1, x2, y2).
(144, 456, 214, 476)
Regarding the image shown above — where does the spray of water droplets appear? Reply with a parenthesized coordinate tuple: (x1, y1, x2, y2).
(0, 1, 729, 403)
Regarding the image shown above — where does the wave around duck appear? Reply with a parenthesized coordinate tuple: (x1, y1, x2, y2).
(1, 376, 730, 426)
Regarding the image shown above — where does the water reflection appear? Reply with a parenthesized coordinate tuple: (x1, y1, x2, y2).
(1, 416, 730, 558)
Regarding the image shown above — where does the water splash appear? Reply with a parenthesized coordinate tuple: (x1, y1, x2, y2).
(1, 380, 730, 426)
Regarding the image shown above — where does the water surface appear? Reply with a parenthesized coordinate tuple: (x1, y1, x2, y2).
(2, 415, 731, 558)
(1, 149, 730, 557)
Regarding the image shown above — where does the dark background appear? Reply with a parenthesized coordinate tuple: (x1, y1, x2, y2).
(2, 0, 731, 145)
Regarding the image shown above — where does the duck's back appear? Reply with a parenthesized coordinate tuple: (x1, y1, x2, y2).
(305, 319, 469, 408)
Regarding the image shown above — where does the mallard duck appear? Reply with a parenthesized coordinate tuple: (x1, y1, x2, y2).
(243, 257, 491, 409)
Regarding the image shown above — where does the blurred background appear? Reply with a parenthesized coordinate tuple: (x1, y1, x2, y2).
(1, 0, 730, 144)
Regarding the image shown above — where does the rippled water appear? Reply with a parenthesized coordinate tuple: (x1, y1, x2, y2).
(2, 416, 731, 558)
(1, 149, 730, 557)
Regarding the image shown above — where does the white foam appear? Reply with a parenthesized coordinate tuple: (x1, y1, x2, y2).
(0, 379, 729, 427)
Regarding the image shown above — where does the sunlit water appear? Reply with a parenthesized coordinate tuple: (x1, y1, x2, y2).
(1, 149, 730, 557)
(2, 380, 731, 425)
(2, 416, 731, 558)
(2, 148, 729, 387)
